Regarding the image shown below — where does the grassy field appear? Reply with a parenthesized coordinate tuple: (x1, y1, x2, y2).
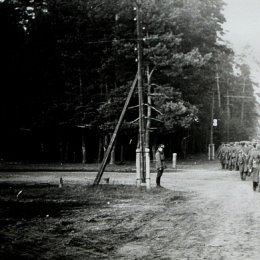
(0, 183, 186, 259)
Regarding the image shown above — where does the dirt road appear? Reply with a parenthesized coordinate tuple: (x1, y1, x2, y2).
(155, 164, 260, 260)
(1, 161, 260, 259)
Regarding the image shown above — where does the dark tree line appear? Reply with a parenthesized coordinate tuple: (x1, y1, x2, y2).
(0, 0, 258, 163)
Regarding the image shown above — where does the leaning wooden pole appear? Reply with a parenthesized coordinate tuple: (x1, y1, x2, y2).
(93, 73, 138, 185)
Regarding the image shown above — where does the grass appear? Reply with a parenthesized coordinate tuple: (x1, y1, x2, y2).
(0, 182, 187, 259)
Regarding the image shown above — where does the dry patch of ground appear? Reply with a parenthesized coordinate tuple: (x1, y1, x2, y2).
(0, 183, 188, 259)
(3, 164, 260, 259)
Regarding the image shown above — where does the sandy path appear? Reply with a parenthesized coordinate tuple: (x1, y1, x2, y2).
(113, 163, 260, 259)
(152, 164, 260, 259)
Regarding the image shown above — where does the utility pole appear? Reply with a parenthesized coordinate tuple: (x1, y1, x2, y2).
(226, 89, 230, 142)
(208, 64, 221, 160)
(144, 66, 153, 190)
(241, 79, 246, 124)
(136, 1, 146, 184)
(209, 92, 215, 160)
(145, 66, 155, 148)
(216, 65, 221, 108)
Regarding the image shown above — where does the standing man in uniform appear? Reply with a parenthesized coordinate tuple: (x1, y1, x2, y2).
(249, 143, 260, 191)
(155, 144, 165, 187)
(237, 141, 247, 180)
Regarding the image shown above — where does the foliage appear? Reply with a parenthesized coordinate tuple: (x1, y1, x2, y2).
(0, 0, 258, 161)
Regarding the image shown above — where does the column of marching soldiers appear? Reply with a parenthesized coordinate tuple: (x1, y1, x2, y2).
(217, 140, 260, 191)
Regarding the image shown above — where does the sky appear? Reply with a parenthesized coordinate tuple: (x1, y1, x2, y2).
(222, 0, 260, 89)
(222, 0, 260, 133)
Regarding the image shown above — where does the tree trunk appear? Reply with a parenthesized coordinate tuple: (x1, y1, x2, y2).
(169, 135, 173, 156)
(59, 142, 63, 164)
(78, 66, 86, 164)
(109, 133, 116, 165)
(97, 135, 103, 163)
(152, 137, 157, 162)
(104, 134, 109, 156)
(109, 145, 116, 165)
(120, 144, 124, 162)
(81, 129, 86, 164)
(64, 141, 69, 163)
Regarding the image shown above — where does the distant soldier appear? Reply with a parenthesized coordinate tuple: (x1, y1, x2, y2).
(237, 142, 247, 180)
(155, 144, 166, 187)
(248, 142, 257, 175)
(227, 143, 234, 171)
(230, 146, 237, 171)
(224, 144, 231, 170)
(217, 143, 227, 169)
(249, 144, 260, 191)
(241, 142, 251, 177)
(216, 142, 224, 159)
(234, 142, 241, 171)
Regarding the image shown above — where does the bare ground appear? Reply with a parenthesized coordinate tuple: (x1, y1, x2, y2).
(1, 161, 260, 259)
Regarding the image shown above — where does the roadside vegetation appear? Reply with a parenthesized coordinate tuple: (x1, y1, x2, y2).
(0, 0, 258, 163)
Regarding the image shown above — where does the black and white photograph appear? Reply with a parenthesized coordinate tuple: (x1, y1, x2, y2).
(1, 0, 260, 259)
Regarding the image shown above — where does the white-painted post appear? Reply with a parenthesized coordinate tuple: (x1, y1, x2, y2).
(145, 148, 151, 190)
(208, 144, 215, 160)
(59, 177, 63, 188)
(136, 148, 141, 187)
(212, 144, 215, 160)
(172, 153, 177, 169)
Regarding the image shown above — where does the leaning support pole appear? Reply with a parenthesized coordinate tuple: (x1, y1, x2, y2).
(93, 73, 138, 185)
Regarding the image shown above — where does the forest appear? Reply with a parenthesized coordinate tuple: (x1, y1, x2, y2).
(0, 0, 258, 163)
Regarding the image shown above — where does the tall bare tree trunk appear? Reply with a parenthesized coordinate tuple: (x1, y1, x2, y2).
(81, 129, 86, 164)
(64, 141, 69, 163)
(109, 134, 116, 165)
(120, 144, 124, 162)
(59, 142, 63, 164)
(78, 67, 87, 164)
(97, 135, 103, 163)
(152, 138, 157, 162)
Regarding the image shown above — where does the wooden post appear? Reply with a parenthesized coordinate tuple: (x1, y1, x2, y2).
(209, 92, 215, 160)
(226, 89, 230, 142)
(210, 92, 214, 145)
(172, 153, 177, 169)
(136, 1, 146, 183)
(146, 66, 152, 149)
(216, 65, 221, 108)
(93, 74, 138, 185)
(136, 148, 141, 187)
(145, 148, 151, 190)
